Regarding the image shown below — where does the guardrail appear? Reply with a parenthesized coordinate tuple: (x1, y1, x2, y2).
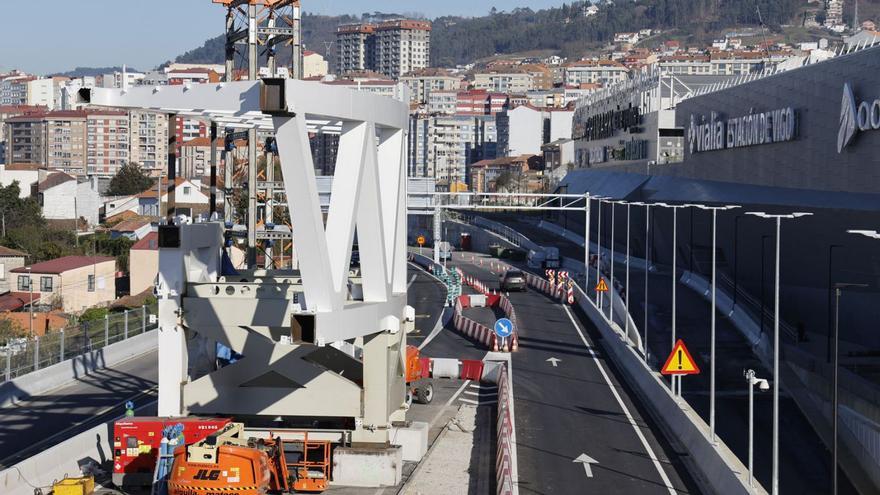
(1, 304, 157, 383)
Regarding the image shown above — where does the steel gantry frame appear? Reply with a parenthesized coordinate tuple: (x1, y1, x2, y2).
(213, 0, 302, 268)
(82, 78, 414, 447)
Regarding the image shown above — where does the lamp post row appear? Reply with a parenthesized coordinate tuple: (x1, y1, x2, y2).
(583, 194, 818, 495)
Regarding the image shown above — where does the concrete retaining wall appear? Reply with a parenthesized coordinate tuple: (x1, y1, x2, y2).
(0, 329, 157, 407)
(0, 419, 114, 495)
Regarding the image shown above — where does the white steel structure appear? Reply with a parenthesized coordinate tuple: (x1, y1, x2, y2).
(82, 79, 413, 446)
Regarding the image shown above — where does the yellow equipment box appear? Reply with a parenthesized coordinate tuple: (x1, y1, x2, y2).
(52, 476, 95, 495)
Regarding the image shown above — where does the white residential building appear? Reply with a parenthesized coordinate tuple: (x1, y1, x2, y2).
(401, 71, 461, 104)
(472, 72, 535, 93)
(564, 61, 630, 86)
(502, 106, 574, 157)
(37, 173, 101, 226)
(26, 79, 55, 109)
(303, 51, 329, 78)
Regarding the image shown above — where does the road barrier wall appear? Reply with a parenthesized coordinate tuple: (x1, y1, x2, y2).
(492, 361, 516, 495)
(0, 417, 113, 495)
(0, 329, 157, 408)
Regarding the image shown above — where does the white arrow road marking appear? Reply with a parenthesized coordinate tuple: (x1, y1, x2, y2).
(573, 453, 599, 478)
(546, 357, 561, 367)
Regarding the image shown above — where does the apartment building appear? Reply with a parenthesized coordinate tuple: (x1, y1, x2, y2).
(408, 114, 430, 177)
(12, 256, 116, 313)
(657, 52, 773, 75)
(428, 114, 501, 185)
(87, 111, 130, 176)
(472, 72, 535, 93)
(401, 69, 461, 104)
(427, 91, 457, 115)
(0, 75, 33, 106)
(337, 23, 376, 74)
(129, 110, 168, 176)
(26, 79, 56, 109)
(455, 90, 509, 116)
(564, 60, 630, 86)
(374, 20, 432, 79)
(179, 137, 222, 179)
(336, 20, 431, 79)
(0, 105, 45, 144)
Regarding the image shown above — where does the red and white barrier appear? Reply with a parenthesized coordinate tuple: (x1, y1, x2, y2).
(496, 362, 515, 495)
(456, 268, 519, 352)
(453, 297, 500, 350)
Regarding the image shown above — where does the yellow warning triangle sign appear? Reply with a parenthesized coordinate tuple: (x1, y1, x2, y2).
(661, 339, 701, 375)
(595, 278, 609, 292)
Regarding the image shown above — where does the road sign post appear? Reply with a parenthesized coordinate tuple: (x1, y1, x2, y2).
(595, 278, 609, 316)
(660, 339, 700, 375)
(417, 235, 426, 255)
(494, 318, 513, 340)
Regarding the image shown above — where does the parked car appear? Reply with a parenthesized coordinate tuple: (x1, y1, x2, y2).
(500, 269, 527, 292)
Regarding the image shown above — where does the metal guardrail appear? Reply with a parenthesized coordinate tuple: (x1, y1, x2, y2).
(1, 304, 158, 383)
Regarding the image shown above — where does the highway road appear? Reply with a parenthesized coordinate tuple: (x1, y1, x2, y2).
(450, 253, 700, 495)
(487, 214, 857, 494)
(0, 350, 158, 467)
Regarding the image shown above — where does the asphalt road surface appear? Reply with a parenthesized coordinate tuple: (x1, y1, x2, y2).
(489, 214, 857, 494)
(451, 253, 700, 495)
(0, 350, 158, 467)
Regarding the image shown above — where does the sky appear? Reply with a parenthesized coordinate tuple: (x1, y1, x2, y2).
(0, 1, 570, 75)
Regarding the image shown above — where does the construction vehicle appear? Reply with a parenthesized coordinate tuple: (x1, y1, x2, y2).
(406, 345, 434, 405)
(168, 422, 330, 494)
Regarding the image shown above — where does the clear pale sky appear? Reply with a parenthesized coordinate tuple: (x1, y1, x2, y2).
(0, 1, 570, 75)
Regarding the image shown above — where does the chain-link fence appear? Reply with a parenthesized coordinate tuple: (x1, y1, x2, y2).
(1, 304, 157, 383)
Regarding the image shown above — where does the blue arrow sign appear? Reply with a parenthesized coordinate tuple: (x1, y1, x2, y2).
(494, 318, 513, 338)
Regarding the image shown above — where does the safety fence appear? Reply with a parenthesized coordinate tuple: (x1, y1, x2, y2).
(496, 361, 516, 495)
(408, 251, 461, 305)
(1, 304, 157, 383)
(455, 265, 519, 352)
(453, 297, 508, 352)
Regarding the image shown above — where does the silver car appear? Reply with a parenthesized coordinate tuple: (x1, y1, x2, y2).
(500, 269, 527, 292)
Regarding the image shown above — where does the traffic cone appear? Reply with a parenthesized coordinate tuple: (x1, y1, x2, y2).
(492, 336, 499, 352)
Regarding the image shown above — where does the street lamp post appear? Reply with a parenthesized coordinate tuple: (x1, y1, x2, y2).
(631, 202, 653, 362)
(26, 266, 33, 338)
(624, 202, 632, 344)
(745, 369, 769, 489)
(746, 211, 813, 495)
(596, 198, 604, 307)
(696, 204, 740, 444)
(584, 193, 590, 291)
(656, 203, 693, 393)
(601, 199, 627, 322)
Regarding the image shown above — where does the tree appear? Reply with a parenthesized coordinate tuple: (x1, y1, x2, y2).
(107, 163, 154, 196)
(0, 317, 25, 346)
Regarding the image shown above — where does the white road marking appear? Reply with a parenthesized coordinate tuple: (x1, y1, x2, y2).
(546, 357, 562, 367)
(428, 379, 471, 428)
(407, 274, 418, 289)
(562, 304, 677, 494)
(573, 453, 599, 478)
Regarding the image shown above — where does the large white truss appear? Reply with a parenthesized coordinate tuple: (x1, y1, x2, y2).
(85, 79, 412, 444)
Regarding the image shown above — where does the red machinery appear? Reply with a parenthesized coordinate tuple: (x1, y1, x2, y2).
(406, 345, 433, 404)
(112, 416, 231, 487)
